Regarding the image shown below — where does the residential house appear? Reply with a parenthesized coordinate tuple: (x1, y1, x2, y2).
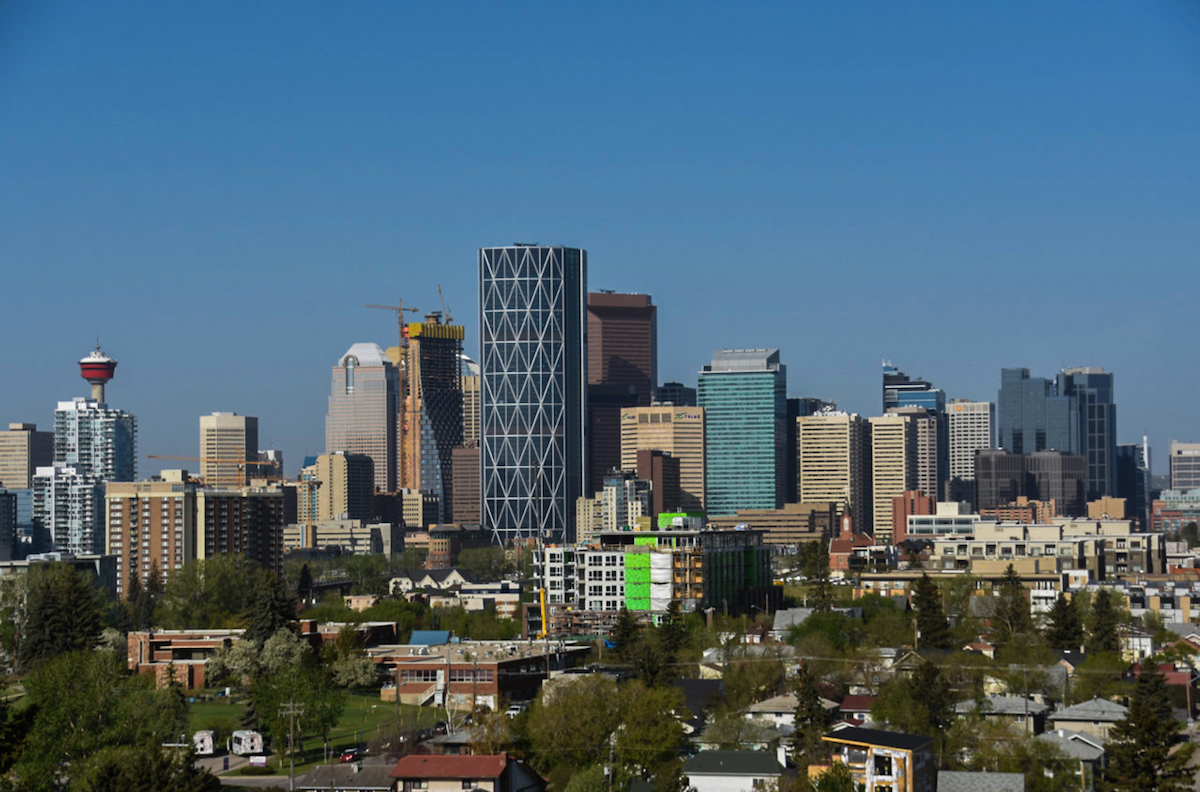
(294, 763, 393, 791)
(953, 695, 1048, 735)
(682, 750, 786, 792)
(1047, 698, 1129, 741)
(821, 727, 936, 792)
(746, 693, 840, 729)
(389, 753, 545, 792)
(1037, 728, 1106, 791)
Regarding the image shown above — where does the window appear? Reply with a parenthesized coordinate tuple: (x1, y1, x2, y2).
(874, 755, 892, 776)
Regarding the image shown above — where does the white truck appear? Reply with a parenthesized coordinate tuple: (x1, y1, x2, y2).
(229, 730, 264, 756)
(193, 730, 215, 756)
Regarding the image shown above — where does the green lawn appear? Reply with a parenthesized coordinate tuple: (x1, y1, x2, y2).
(188, 690, 446, 774)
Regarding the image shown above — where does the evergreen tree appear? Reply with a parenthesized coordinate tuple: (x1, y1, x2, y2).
(18, 562, 104, 671)
(242, 572, 297, 647)
(991, 564, 1031, 649)
(661, 599, 686, 658)
(1087, 588, 1121, 654)
(1043, 593, 1084, 651)
(613, 606, 639, 662)
(296, 563, 314, 604)
(1103, 665, 1196, 791)
(912, 573, 952, 650)
(788, 664, 832, 769)
(136, 561, 161, 630)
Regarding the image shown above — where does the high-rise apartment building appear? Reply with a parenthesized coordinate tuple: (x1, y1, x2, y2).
(1169, 441, 1200, 491)
(33, 464, 104, 555)
(54, 398, 137, 482)
(586, 292, 657, 495)
(652, 382, 697, 407)
(105, 471, 198, 597)
(699, 349, 787, 516)
(869, 414, 916, 542)
(997, 368, 1080, 456)
(460, 354, 481, 447)
(0, 423, 53, 490)
(479, 245, 587, 545)
(325, 343, 400, 494)
(199, 412, 259, 488)
(620, 405, 705, 511)
(196, 484, 288, 572)
(886, 406, 940, 502)
(448, 445, 481, 526)
(313, 451, 375, 521)
(797, 411, 870, 528)
(947, 400, 994, 505)
(401, 315, 464, 522)
(1057, 367, 1117, 500)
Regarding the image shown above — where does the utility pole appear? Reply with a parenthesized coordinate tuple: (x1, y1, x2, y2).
(279, 698, 305, 792)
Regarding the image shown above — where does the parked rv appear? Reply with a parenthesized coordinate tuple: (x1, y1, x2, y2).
(229, 730, 264, 756)
(193, 730, 215, 756)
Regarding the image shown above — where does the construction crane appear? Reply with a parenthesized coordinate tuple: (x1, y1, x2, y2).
(436, 283, 453, 325)
(364, 298, 420, 349)
(147, 453, 281, 474)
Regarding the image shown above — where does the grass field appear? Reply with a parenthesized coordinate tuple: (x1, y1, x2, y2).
(188, 690, 446, 774)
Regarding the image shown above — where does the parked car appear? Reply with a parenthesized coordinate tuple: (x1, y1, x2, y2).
(339, 748, 362, 763)
(505, 701, 528, 719)
(433, 721, 448, 735)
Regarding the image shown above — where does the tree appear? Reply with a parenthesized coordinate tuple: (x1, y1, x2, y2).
(912, 573, 952, 650)
(991, 564, 1031, 649)
(156, 554, 264, 630)
(616, 681, 687, 778)
(296, 563, 314, 604)
(805, 540, 833, 612)
(662, 600, 687, 658)
(242, 571, 297, 647)
(1103, 665, 1196, 791)
(1086, 588, 1121, 654)
(873, 661, 955, 762)
(457, 546, 509, 580)
(528, 675, 621, 772)
(73, 745, 222, 792)
(1181, 521, 1199, 548)
(789, 664, 832, 769)
(628, 628, 672, 688)
(17, 562, 104, 672)
(1042, 593, 1083, 651)
(613, 606, 640, 661)
(811, 761, 859, 792)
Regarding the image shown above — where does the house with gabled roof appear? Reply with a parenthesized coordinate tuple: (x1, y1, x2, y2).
(682, 750, 786, 792)
(1048, 698, 1129, 741)
(954, 695, 1048, 735)
(389, 752, 545, 792)
(1038, 728, 1107, 791)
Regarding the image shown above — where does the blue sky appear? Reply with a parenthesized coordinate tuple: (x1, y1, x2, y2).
(1, 1, 1197, 475)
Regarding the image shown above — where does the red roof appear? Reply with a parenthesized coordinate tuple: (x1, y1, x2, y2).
(391, 753, 508, 779)
(840, 695, 876, 713)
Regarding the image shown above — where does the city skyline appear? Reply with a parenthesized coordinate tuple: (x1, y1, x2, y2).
(2, 2, 1197, 476)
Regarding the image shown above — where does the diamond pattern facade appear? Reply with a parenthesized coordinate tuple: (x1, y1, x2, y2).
(479, 246, 587, 545)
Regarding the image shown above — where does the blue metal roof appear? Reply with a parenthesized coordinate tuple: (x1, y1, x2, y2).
(408, 630, 451, 646)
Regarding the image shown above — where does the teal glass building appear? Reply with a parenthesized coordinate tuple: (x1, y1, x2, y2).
(698, 349, 786, 516)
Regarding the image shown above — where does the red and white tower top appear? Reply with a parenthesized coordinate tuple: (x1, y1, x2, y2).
(79, 345, 117, 402)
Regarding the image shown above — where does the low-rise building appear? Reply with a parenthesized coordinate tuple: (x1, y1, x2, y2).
(282, 518, 401, 555)
(821, 726, 936, 792)
(389, 753, 546, 792)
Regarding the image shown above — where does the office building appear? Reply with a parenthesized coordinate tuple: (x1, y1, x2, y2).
(997, 368, 1080, 455)
(0, 490, 16, 562)
(869, 414, 917, 542)
(699, 349, 787, 516)
(882, 362, 945, 413)
(1170, 442, 1200, 491)
(795, 397, 837, 417)
(105, 471, 198, 597)
(479, 245, 587, 545)
(400, 316, 464, 525)
(620, 405, 705, 511)
(974, 449, 1086, 517)
(1152, 490, 1200, 535)
(796, 410, 870, 528)
(587, 383, 639, 495)
(311, 451, 375, 522)
(652, 382, 696, 407)
(400, 488, 439, 532)
(947, 400, 993, 505)
(460, 354, 481, 446)
(1117, 439, 1151, 529)
(635, 448, 681, 519)
(1057, 367, 1117, 499)
(887, 406, 941, 502)
(974, 450, 1026, 512)
(575, 496, 605, 544)
(892, 490, 935, 544)
(32, 464, 105, 555)
(0, 423, 54, 490)
(448, 445, 481, 525)
(980, 497, 1057, 524)
(54, 398, 137, 482)
(198, 412, 259, 488)
(600, 470, 652, 532)
(325, 342, 400, 494)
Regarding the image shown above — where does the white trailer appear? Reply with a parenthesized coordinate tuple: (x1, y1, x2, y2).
(229, 730, 264, 756)
(193, 730, 215, 756)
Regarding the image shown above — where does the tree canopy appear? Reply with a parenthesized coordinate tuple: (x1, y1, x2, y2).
(17, 562, 104, 672)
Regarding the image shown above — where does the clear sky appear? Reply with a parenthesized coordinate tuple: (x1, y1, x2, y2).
(2, 1, 1197, 475)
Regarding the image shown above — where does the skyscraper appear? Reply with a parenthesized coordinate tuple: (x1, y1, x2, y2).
(652, 382, 697, 407)
(105, 470, 197, 596)
(882, 362, 945, 413)
(54, 398, 137, 482)
(401, 314, 464, 522)
(698, 349, 786, 516)
(1057, 367, 1117, 500)
(460, 354, 481, 446)
(586, 292, 657, 494)
(199, 412, 259, 488)
(796, 410, 870, 526)
(882, 363, 947, 497)
(325, 342, 400, 493)
(869, 414, 917, 542)
(886, 406, 940, 502)
(947, 399, 994, 506)
(0, 423, 53, 490)
(1116, 439, 1151, 529)
(1169, 441, 1200, 491)
(33, 463, 104, 555)
(620, 405, 706, 511)
(313, 451, 375, 522)
(997, 368, 1079, 455)
(479, 245, 587, 545)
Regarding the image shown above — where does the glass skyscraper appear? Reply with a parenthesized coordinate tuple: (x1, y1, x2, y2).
(1057, 367, 1117, 500)
(997, 368, 1080, 456)
(479, 245, 587, 545)
(698, 349, 786, 516)
(325, 343, 400, 493)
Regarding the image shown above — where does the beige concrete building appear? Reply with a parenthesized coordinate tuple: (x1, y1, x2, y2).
(576, 496, 604, 543)
(281, 518, 400, 555)
(313, 451, 374, 521)
(105, 470, 198, 598)
(797, 412, 870, 528)
(198, 412, 258, 488)
(870, 414, 916, 543)
(461, 354, 481, 446)
(887, 406, 939, 501)
(708, 502, 838, 546)
(0, 423, 54, 490)
(400, 488, 439, 531)
(325, 343, 400, 493)
(1087, 496, 1126, 520)
(620, 405, 705, 510)
(948, 399, 993, 485)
